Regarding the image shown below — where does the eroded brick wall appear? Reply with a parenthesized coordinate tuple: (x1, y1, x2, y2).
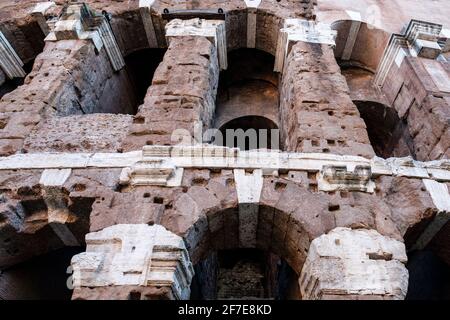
(279, 41, 375, 158)
(122, 36, 219, 151)
(0, 39, 138, 156)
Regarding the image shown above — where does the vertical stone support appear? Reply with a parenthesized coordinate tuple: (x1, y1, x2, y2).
(299, 227, 409, 300)
(234, 169, 263, 248)
(341, 11, 361, 61)
(121, 19, 222, 151)
(374, 20, 450, 160)
(71, 224, 194, 300)
(139, 0, 158, 48)
(277, 19, 374, 158)
(30, 1, 56, 36)
(244, 0, 262, 49)
(39, 169, 80, 247)
(0, 31, 26, 79)
(411, 179, 450, 250)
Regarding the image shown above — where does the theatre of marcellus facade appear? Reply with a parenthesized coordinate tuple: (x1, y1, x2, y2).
(0, 0, 449, 300)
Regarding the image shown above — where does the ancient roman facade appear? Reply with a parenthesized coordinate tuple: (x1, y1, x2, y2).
(0, 0, 449, 300)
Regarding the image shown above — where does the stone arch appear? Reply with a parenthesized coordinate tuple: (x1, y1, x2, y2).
(214, 48, 280, 149)
(330, 20, 390, 72)
(216, 116, 279, 150)
(353, 100, 415, 158)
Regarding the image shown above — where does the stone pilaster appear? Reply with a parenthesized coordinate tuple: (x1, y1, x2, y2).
(278, 19, 375, 158)
(71, 224, 194, 300)
(0, 31, 26, 79)
(299, 227, 409, 300)
(121, 19, 222, 151)
(374, 19, 450, 161)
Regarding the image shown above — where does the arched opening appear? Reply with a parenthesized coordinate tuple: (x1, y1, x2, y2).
(217, 116, 278, 150)
(406, 250, 450, 300)
(213, 49, 280, 150)
(0, 247, 84, 300)
(123, 48, 166, 108)
(185, 205, 309, 300)
(354, 100, 415, 158)
(331, 20, 390, 72)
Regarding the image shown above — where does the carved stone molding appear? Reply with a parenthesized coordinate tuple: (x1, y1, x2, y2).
(44, 3, 125, 71)
(0, 31, 26, 79)
(71, 224, 195, 300)
(299, 227, 409, 300)
(274, 19, 337, 72)
(375, 19, 449, 88)
(165, 18, 227, 70)
(119, 158, 184, 187)
(317, 165, 375, 193)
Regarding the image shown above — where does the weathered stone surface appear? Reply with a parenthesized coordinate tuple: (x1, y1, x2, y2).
(279, 41, 375, 158)
(122, 36, 219, 151)
(71, 224, 194, 300)
(299, 227, 409, 300)
(23, 114, 133, 153)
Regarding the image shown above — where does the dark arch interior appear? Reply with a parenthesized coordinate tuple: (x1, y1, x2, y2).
(190, 249, 299, 300)
(0, 60, 35, 99)
(0, 247, 84, 300)
(216, 115, 279, 150)
(406, 250, 450, 300)
(354, 100, 415, 159)
(124, 48, 166, 108)
(213, 48, 280, 150)
(186, 205, 309, 300)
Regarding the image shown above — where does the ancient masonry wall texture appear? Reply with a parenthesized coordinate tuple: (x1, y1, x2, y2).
(0, 0, 449, 301)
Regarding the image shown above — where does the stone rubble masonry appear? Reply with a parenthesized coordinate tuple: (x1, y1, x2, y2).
(279, 40, 375, 158)
(121, 35, 219, 151)
(71, 224, 194, 300)
(0, 38, 137, 155)
(299, 227, 409, 300)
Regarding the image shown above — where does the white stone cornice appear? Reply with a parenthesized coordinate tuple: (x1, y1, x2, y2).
(165, 18, 228, 70)
(0, 147, 449, 185)
(274, 19, 337, 72)
(0, 31, 26, 79)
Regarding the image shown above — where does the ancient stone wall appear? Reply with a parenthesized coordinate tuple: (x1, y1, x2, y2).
(279, 41, 375, 157)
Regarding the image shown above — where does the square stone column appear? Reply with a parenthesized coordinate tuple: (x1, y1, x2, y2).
(71, 224, 194, 300)
(299, 227, 409, 300)
(277, 19, 375, 158)
(121, 18, 223, 151)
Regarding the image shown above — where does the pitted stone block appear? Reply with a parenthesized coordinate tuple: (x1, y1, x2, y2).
(299, 227, 409, 300)
(165, 18, 227, 70)
(275, 19, 337, 72)
(71, 224, 194, 300)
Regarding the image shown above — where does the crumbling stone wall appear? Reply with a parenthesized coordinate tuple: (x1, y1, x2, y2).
(279, 41, 375, 158)
(121, 36, 219, 151)
(0, 39, 137, 156)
